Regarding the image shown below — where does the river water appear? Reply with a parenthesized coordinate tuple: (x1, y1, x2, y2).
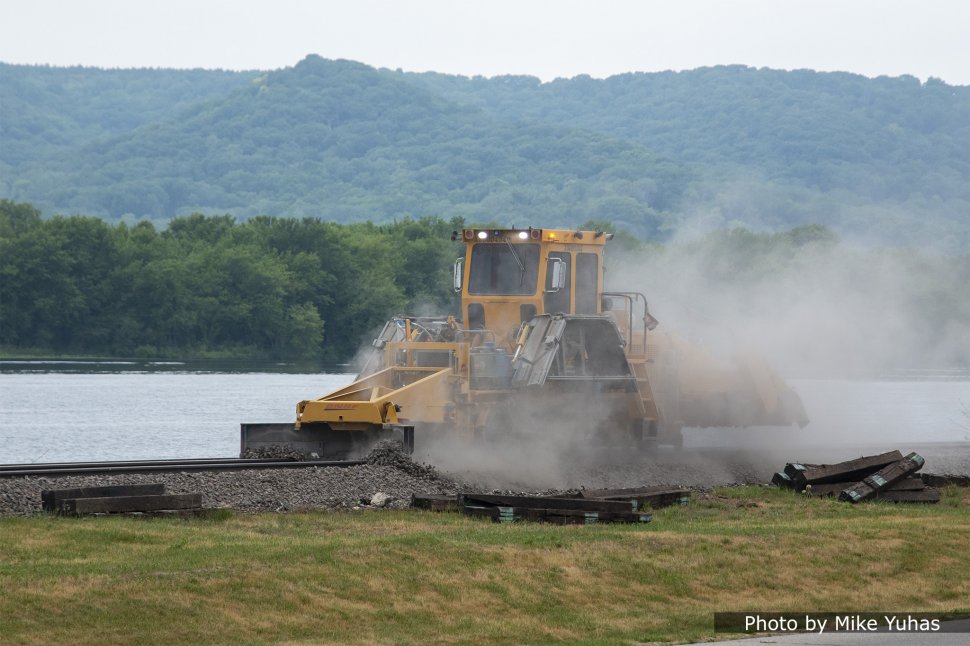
(0, 360, 968, 464)
(0, 360, 354, 463)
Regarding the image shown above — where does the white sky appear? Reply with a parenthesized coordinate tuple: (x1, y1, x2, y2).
(2, 0, 968, 85)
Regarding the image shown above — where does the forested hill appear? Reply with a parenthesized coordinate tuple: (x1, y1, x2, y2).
(2, 57, 687, 239)
(411, 67, 968, 196)
(1, 56, 967, 250)
(0, 64, 257, 167)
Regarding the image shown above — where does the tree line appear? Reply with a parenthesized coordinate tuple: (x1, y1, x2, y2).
(0, 200, 460, 361)
(2, 200, 966, 368)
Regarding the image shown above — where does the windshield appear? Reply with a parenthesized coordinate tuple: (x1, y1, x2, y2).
(468, 243, 540, 295)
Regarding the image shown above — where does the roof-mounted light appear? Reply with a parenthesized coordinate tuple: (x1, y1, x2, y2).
(477, 231, 488, 239)
(517, 231, 528, 239)
(463, 229, 474, 240)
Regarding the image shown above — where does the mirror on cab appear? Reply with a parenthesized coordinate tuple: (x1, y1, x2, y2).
(547, 257, 565, 292)
(453, 258, 464, 292)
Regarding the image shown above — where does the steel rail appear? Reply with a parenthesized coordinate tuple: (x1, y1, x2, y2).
(0, 457, 293, 471)
(0, 458, 366, 478)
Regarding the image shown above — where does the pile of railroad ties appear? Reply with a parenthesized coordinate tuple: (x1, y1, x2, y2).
(771, 450, 941, 503)
(413, 486, 690, 525)
(42, 483, 203, 516)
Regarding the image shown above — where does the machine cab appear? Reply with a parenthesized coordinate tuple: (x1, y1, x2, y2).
(452, 228, 612, 345)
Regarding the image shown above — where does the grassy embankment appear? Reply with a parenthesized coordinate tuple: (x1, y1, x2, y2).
(1, 486, 968, 645)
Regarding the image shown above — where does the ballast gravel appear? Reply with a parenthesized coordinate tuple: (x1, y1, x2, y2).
(2, 441, 967, 517)
(0, 442, 463, 517)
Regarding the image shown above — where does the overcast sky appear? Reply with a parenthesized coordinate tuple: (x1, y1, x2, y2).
(3, 0, 968, 85)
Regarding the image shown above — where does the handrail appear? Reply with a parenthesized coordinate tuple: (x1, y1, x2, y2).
(602, 291, 650, 355)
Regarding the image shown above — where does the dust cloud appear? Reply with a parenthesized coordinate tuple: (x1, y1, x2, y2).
(414, 391, 753, 491)
(602, 230, 970, 455)
(388, 229, 969, 489)
(606, 232, 970, 379)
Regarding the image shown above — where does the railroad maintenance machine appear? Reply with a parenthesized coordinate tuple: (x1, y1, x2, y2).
(242, 227, 808, 459)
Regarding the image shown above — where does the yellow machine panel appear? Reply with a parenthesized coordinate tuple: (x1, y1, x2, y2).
(242, 227, 807, 458)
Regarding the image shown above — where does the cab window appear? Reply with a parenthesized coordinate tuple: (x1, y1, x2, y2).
(468, 243, 540, 295)
(575, 252, 599, 314)
(543, 252, 571, 314)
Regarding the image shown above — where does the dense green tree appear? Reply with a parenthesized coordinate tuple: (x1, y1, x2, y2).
(0, 203, 463, 360)
(9, 57, 967, 251)
(2, 202, 965, 370)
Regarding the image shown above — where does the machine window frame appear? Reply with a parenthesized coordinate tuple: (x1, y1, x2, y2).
(575, 252, 599, 314)
(543, 252, 571, 314)
(468, 243, 541, 296)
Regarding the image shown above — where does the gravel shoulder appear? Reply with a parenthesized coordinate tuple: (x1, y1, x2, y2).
(2, 440, 968, 517)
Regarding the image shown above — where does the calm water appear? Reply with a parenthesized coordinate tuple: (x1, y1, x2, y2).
(1, 360, 968, 463)
(0, 360, 354, 463)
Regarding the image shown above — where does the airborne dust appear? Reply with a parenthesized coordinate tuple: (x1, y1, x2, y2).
(412, 230, 970, 490)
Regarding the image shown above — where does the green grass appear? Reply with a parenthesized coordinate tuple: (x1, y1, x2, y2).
(1, 486, 968, 645)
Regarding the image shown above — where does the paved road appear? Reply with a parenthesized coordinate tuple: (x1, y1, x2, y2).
(684, 619, 970, 646)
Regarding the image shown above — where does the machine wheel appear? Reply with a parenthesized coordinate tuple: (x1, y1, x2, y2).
(638, 419, 659, 451)
(658, 423, 684, 450)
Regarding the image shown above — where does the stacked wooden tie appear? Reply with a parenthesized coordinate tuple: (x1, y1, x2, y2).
(772, 450, 940, 503)
(42, 484, 204, 516)
(413, 486, 689, 525)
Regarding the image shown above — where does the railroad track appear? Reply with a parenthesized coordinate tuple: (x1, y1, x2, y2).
(0, 457, 365, 478)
